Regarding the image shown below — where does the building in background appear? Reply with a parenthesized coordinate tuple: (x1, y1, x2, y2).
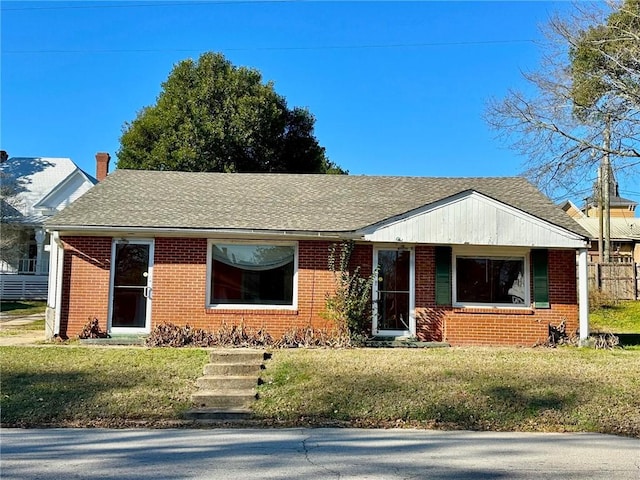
(0, 152, 103, 299)
(561, 170, 639, 263)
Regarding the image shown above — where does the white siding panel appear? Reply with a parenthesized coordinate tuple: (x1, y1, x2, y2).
(363, 192, 587, 248)
(42, 172, 95, 211)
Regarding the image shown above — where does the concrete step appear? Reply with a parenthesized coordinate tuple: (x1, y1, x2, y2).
(365, 338, 450, 348)
(79, 335, 146, 346)
(196, 375, 259, 390)
(183, 407, 253, 421)
(203, 363, 264, 376)
(208, 349, 269, 364)
(191, 390, 258, 409)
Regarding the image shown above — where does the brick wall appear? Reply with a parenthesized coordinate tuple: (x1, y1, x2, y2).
(58, 236, 579, 346)
(59, 237, 348, 338)
(60, 236, 112, 337)
(414, 247, 579, 346)
(152, 237, 208, 327)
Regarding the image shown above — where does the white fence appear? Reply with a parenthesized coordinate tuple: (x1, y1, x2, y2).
(0, 259, 49, 275)
(0, 275, 48, 300)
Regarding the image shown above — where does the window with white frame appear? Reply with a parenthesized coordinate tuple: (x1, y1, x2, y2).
(208, 242, 296, 307)
(454, 253, 528, 306)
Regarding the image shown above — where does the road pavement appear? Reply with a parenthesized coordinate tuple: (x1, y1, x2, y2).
(2, 428, 639, 479)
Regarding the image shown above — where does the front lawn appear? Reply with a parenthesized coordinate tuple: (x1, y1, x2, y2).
(254, 348, 640, 437)
(2, 346, 639, 437)
(590, 300, 640, 333)
(0, 318, 45, 336)
(0, 347, 207, 427)
(0, 301, 46, 316)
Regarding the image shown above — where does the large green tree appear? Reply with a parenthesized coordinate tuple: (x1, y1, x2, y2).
(571, 0, 640, 117)
(118, 52, 344, 174)
(486, 1, 640, 196)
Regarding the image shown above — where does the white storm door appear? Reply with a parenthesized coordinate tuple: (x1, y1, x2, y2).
(372, 247, 415, 337)
(109, 239, 154, 334)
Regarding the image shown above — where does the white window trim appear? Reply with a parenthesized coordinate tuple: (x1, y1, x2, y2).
(452, 246, 531, 308)
(206, 239, 298, 310)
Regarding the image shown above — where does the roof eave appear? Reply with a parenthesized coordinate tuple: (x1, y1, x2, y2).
(45, 224, 364, 240)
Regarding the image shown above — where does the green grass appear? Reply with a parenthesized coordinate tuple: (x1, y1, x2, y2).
(590, 301, 640, 333)
(0, 318, 45, 336)
(22, 318, 45, 329)
(0, 301, 47, 316)
(0, 347, 207, 427)
(2, 346, 639, 437)
(0, 314, 45, 337)
(254, 348, 640, 437)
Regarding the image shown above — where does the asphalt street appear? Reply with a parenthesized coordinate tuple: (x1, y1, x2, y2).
(2, 428, 639, 479)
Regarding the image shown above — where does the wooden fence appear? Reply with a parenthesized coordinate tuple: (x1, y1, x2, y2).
(588, 262, 639, 300)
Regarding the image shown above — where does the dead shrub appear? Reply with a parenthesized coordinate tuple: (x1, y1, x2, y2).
(78, 317, 109, 339)
(592, 332, 620, 350)
(589, 289, 617, 310)
(145, 323, 194, 347)
(535, 319, 578, 348)
(145, 322, 347, 348)
(273, 325, 351, 349)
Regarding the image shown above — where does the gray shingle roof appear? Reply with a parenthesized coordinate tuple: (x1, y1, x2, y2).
(45, 169, 589, 237)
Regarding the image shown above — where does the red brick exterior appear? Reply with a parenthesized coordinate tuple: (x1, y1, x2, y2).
(59, 237, 359, 338)
(60, 236, 112, 337)
(58, 236, 578, 346)
(415, 246, 578, 346)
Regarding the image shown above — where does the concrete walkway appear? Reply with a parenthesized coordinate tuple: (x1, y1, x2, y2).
(2, 428, 639, 479)
(0, 312, 45, 346)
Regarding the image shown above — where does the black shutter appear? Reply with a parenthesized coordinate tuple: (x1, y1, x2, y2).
(532, 249, 550, 308)
(435, 246, 452, 306)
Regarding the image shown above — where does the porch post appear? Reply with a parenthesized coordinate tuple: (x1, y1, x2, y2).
(45, 232, 64, 339)
(578, 248, 589, 345)
(35, 228, 46, 275)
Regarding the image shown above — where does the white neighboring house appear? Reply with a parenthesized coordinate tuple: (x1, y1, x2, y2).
(0, 152, 97, 299)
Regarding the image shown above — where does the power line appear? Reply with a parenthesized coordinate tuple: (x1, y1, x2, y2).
(2, 39, 535, 55)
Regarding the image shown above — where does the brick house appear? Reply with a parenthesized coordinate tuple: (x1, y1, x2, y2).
(45, 170, 591, 346)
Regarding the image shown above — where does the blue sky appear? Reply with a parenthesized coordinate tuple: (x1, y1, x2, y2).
(1, 1, 637, 207)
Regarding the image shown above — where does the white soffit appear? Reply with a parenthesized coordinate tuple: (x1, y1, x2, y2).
(362, 191, 587, 248)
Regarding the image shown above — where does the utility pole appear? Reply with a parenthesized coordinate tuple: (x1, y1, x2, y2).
(598, 164, 604, 264)
(603, 117, 611, 263)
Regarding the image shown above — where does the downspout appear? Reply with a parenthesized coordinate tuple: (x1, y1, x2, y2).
(578, 248, 589, 346)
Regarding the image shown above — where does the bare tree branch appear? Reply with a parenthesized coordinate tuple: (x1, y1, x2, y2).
(486, 0, 640, 196)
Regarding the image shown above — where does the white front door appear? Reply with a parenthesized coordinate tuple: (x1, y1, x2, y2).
(372, 247, 415, 337)
(109, 239, 154, 334)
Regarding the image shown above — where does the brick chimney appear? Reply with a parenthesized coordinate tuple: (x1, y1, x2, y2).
(95, 152, 110, 181)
